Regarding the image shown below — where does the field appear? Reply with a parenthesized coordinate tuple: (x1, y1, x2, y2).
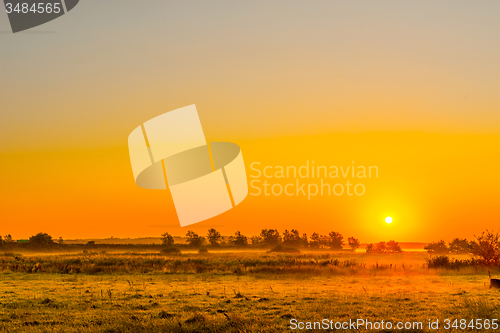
(1, 250, 499, 332)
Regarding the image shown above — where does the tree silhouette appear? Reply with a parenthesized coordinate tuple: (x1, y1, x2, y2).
(3, 234, 14, 243)
(259, 229, 281, 247)
(321, 232, 344, 249)
(374, 241, 387, 253)
(230, 231, 248, 247)
(448, 238, 472, 254)
(28, 233, 55, 248)
(424, 240, 449, 254)
(251, 235, 263, 246)
(366, 241, 402, 253)
(348, 237, 360, 251)
(207, 228, 222, 247)
(309, 232, 321, 248)
(283, 229, 301, 247)
(185, 231, 205, 248)
(161, 232, 175, 246)
(301, 233, 308, 248)
(471, 230, 500, 265)
(386, 240, 402, 253)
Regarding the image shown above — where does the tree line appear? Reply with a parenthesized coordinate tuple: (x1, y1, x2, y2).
(6, 229, 497, 263)
(0, 230, 405, 253)
(161, 228, 402, 253)
(0, 233, 63, 249)
(424, 230, 500, 265)
(162, 229, 359, 250)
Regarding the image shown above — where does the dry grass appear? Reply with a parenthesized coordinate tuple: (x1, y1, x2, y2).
(0, 251, 499, 332)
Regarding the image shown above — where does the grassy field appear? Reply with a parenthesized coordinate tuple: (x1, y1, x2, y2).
(0, 251, 499, 332)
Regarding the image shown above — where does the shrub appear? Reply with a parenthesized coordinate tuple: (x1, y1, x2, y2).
(160, 247, 181, 254)
(28, 233, 56, 249)
(426, 255, 450, 268)
(198, 248, 209, 254)
(269, 244, 300, 254)
(425, 255, 481, 269)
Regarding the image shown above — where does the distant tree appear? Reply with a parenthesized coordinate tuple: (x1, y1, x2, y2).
(251, 235, 263, 246)
(230, 231, 248, 247)
(301, 233, 309, 248)
(4, 234, 14, 243)
(161, 232, 175, 246)
(386, 240, 402, 253)
(347, 237, 360, 251)
(58, 237, 64, 245)
(282, 230, 292, 246)
(448, 238, 472, 254)
(206, 228, 222, 247)
(0, 235, 3, 244)
(309, 232, 321, 248)
(424, 240, 449, 254)
(283, 229, 301, 247)
(87, 240, 96, 245)
(321, 231, 344, 249)
(365, 241, 400, 254)
(28, 233, 55, 248)
(374, 242, 387, 253)
(259, 229, 282, 247)
(185, 231, 205, 248)
(470, 230, 500, 265)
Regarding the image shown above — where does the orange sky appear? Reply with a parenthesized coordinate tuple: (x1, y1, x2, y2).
(1, 132, 499, 243)
(1, 1, 499, 242)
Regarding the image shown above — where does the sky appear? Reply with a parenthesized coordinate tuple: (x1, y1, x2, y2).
(1, 1, 499, 242)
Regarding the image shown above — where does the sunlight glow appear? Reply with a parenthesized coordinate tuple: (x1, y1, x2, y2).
(385, 216, 393, 224)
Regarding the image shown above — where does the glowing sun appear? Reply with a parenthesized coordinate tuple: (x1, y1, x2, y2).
(385, 216, 393, 224)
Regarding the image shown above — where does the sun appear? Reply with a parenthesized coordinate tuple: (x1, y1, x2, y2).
(385, 216, 393, 224)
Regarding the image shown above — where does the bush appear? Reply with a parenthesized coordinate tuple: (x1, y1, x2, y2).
(28, 233, 56, 249)
(425, 255, 481, 269)
(426, 255, 450, 268)
(160, 247, 181, 254)
(198, 248, 209, 254)
(269, 244, 300, 254)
